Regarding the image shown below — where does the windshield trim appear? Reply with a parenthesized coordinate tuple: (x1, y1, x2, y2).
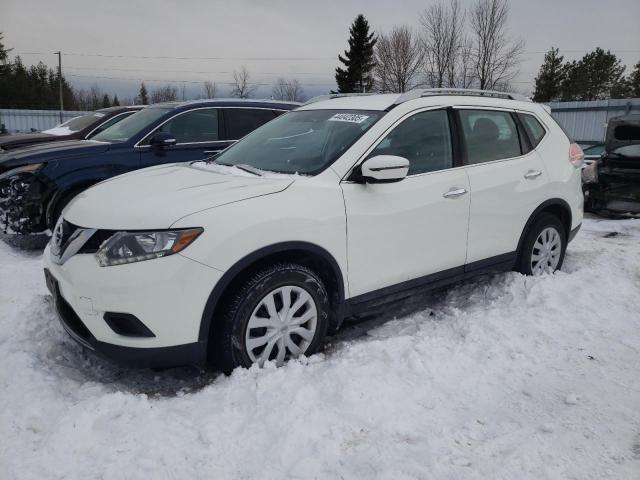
(212, 109, 386, 176)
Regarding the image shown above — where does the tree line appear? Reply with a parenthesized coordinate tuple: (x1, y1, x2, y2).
(2, 0, 639, 113)
(532, 47, 640, 102)
(334, 0, 639, 100)
(335, 0, 526, 94)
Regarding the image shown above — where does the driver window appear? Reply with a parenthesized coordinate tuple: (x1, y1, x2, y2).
(152, 108, 219, 144)
(367, 109, 453, 175)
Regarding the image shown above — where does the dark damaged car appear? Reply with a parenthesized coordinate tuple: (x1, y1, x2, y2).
(0, 106, 143, 151)
(0, 99, 299, 243)
(583, 114, 640, 216)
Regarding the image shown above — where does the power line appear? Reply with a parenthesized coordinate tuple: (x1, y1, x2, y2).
(64, 66, 323, 76)
(66, 73, 336, 87)
(14, 51, 336, 61)
(14, 49, 640, 60)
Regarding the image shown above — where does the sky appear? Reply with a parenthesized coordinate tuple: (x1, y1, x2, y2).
(1, 0, 639, 103)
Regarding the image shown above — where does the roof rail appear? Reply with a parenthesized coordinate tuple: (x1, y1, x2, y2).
(303, 93, 375, 106)
(393, 88, 530, 105)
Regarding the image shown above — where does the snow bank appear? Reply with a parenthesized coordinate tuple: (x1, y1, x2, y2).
(0, 217, 639, 479)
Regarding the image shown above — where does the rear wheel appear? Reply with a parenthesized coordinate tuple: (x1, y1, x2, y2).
(517, 213, 567, 276)
(214, 263, 330, 373)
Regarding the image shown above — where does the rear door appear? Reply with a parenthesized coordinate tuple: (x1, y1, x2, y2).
(139, 108, 229, 166)
(458, 108, 550, 265)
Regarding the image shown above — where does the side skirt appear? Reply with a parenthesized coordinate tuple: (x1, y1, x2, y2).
(344, 252, 516, 317)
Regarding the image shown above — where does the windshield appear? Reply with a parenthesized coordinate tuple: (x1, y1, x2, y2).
(213, 109, 384, 174)
(43, 112, 106, 134)
(612, 145, 640, 157)
(92, 107, 171, 143)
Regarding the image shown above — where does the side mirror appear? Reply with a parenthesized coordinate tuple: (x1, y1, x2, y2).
(149, 132, 177, 148)
(359, 155, 409, 183)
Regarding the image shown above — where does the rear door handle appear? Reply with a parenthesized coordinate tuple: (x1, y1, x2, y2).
(203, 150, 221, 154)
(524, 169, 542, 180)
(443, 187, 468, 199)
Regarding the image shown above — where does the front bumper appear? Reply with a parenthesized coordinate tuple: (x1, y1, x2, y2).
(43, 243, 222, 368)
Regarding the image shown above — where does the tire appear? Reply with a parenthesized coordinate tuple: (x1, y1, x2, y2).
(49, 189, 82, 229)
(516, 213, 567, 276)
(213, 263, 330, 374)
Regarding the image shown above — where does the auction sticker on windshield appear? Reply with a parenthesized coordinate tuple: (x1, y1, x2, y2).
(328, 113, 370, 123)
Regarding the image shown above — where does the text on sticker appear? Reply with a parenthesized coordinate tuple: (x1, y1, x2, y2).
(328, 113, 370, 124)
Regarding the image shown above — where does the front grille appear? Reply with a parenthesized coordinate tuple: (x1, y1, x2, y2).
(51, 219, 79, 257)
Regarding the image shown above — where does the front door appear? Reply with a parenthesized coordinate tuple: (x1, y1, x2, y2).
(341, 108, 470, 299)
(139, 108, 230, 167)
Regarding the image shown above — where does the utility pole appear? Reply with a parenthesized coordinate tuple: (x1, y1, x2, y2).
(55, 51, 63, 122)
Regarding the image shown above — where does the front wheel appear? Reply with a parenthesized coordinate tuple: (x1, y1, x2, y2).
(517, 213, 567, 276)
(214, 263, 330, 373)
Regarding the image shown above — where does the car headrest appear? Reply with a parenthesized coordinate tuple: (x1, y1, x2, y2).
(473, 118, 499, 141)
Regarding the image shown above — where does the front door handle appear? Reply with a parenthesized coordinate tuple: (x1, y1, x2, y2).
(524, 169, 542, 180)
(443, 187, 468, 199)
(203, 150, 220, 154)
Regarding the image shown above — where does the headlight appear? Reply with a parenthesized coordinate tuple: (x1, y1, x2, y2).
(96, 228, 203, 267)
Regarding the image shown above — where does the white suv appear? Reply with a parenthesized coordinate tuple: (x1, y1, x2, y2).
(43, 89, 584, 372)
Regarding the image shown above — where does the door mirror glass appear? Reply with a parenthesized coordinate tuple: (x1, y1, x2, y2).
(148, 132, 177, 147)
(360, 155, 409, 183)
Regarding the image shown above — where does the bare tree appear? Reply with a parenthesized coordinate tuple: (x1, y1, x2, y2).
(272, 78, 306, 102)
(203, 81, 218, 99)
(374, 26, 424, 93)
(420, 0, 467, 88)
(231, 66, 258, 99)
(469, 0, 524, 90)
(150, 84, 178, 103)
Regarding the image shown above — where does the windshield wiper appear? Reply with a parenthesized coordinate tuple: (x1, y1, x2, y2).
(234, 164, 263, 176)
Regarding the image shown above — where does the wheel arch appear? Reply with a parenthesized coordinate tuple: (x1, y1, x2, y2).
(515, 198, 572, 261)
(198, 241, 347, 352)
(45, 182, 98, 228)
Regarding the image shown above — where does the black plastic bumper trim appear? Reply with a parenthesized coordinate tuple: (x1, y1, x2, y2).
(568, 223, 581, 242)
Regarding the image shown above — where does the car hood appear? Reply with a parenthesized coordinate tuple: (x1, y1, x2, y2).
(0, 140, 111, 170)
(64, 162, 295, 230)
(0, 132, 62, 150)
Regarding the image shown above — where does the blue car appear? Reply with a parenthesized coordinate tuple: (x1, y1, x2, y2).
(0, 99, 299, 238)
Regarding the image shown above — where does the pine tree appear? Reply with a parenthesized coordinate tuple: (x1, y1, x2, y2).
(138, 82, 149, 105)
(334, 14, 377, 93)
(102, 93, 111, 108)
(532, 47, 566, 102)
(561, 48, 626, 101)
(0, 32, 11, 64)
(112, 94, 120, 106)
(628, 61, 640, 98)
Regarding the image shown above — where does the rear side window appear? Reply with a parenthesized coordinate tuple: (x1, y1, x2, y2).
(152, 108, 219, 144)
(225, 108, 277, 140)
(367, 109, 452, 175)
(459, 110, 521, 164)
(519, 113, 547, 148)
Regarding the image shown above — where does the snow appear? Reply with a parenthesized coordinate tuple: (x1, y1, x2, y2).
(40, 126, 74, 136)
(1, 217, 639, 479)
(191, 161, 302, 178)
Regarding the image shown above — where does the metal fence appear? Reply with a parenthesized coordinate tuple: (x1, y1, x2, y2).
(0, 109, 90, 134)
(548, 98, 640, 145)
